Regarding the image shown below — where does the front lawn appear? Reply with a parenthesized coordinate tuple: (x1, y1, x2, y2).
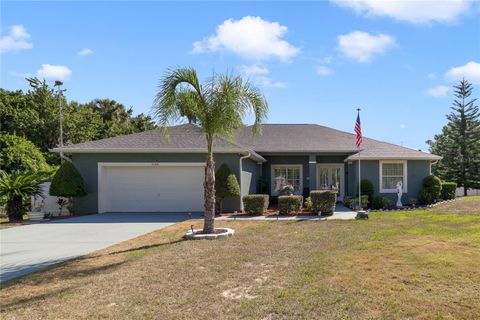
(1, 199, 479, 319)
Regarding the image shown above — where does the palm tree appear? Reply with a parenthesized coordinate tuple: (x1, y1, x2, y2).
(0, 171, 47, 221)
(153, 68, 268, 234)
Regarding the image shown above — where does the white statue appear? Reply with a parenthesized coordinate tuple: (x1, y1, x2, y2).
(396, 181, 403, 207)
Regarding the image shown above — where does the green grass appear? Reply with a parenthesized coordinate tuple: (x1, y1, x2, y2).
(1, 198, 479, 319)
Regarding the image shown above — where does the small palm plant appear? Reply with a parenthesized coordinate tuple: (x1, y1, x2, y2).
(0, 171, 47, 221)
(153, 68, 268, 234)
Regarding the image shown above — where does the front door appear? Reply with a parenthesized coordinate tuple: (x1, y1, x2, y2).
(317, 164, 344, 200)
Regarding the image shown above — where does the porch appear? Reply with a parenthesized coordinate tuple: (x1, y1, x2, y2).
(259, 153, 358, 201)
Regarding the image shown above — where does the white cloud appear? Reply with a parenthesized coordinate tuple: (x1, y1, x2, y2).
(331, 0, 472, 24)
(254, 76, 287, 89)
(241, 65, 269, 76)
(428, 73, 437, 80)
(399, 123, 407, 129)
(192, 16, 299, 61)
(316, 66, 333, 76)
(78, 48, 93, 56)
(444, 61, 480, 84)
(427, 85, 450, 97)
(337, 31, 395, 63)
(36, 64, 72, 81)
(0, 24, 32, 53)
(239, 65, 285, 88)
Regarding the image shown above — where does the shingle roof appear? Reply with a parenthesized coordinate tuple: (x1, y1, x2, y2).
(52, 123, 441, 161)
(51, 124, 266, 162)
(237, 124, 441, 161)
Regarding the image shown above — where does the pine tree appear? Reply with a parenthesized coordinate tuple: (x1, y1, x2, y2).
(428, 79, 480, 195)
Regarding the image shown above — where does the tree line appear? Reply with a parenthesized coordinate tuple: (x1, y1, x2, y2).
(1, 77, 157, 165)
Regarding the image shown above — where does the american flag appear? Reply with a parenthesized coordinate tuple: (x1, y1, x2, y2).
(354, 112, 362, 148)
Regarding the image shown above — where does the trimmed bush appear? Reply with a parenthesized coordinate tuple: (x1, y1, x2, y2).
(243, 194, 269, 215)
(50, 161, 87, 198)
(215, 163, 240, 212)
(372, 196, 393, 210)
(0, 134, 51, 173)
(441, 182, 457, 200)
(418, 175, 442, 204)
(343, 195, 369, 210)
(310, 190, 337, 215)
(359, 179, 374, 207)
(278, 195, 303, 214)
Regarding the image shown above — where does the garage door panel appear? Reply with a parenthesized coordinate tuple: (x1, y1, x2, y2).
(101, 165, 204, 212)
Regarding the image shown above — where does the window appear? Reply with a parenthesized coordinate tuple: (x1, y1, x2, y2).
(379, 161, 407, 193)
(271, 165, 302, 195)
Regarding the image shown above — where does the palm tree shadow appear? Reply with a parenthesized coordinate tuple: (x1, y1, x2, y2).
(107, 238, 184, 256)
(1, 285, 80, 310)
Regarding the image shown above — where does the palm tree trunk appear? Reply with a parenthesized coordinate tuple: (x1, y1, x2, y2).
(7, 195, 24, 222)
(203, 135, 216, 234)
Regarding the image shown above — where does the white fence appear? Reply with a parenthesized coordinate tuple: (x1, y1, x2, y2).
(456, 187, 480, 197)
(31, 182, 70, 216)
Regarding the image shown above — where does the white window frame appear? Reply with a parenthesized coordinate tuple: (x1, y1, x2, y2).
(316, 163, 345, 200)
(379, 160, 408, 193)
(270, 164, 303, 195)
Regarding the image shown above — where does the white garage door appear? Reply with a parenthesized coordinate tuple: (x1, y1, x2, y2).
(99, 164, 204, 213)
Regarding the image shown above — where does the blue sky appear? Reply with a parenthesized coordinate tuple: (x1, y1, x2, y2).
(2, 1, 480, 151)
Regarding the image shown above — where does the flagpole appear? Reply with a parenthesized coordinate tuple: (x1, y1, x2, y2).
(357, 108, 361, 210)
(358, 147, 361, 210)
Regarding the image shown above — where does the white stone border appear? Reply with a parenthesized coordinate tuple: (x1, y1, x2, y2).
(184, 228, 235, 240)
(373, 199, 457, 212)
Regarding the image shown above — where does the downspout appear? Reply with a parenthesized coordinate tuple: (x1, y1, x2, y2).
(430, 160, 439, 175)
(61, 154, 73, 163)
(239, 152, 251, 212)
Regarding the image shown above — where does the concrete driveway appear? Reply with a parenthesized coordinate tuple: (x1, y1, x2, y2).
(0, 212, 199, 283)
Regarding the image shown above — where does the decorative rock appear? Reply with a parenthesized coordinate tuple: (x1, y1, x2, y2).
(184, 228, 235, 240)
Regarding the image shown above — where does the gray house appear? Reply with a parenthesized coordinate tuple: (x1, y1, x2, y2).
(52, 124, 441, 213)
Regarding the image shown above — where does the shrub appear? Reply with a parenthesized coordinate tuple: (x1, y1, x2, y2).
(441, 182, 457, 200)
(343, 195, 368, 210)
(359, 179, 374, 207)
(0, 134, 51, 174)
(0, 170, 47, 221)
(304, 197, 313, 211)
(408, 198, 418, 207)
(372, 196, 393, 210)
(215, 163, 240, 212)
(278, 195, 303, 214)
(310, 190, 337, 215)
(243, 194, 269, 215)
(278, 184, 295, 196)
(50, 161, 87, 198)
(418, 175, 442, 204)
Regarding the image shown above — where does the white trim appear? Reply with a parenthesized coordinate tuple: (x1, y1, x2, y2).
(270, 164, 303, 195)
(345, 156, 441, 161)
(239, 153, 251, 211)
(379, 160, 408, 193)
(51, 148, 266, 163)
(97, 162, 205, 213)
(316, 163, 345, 200)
